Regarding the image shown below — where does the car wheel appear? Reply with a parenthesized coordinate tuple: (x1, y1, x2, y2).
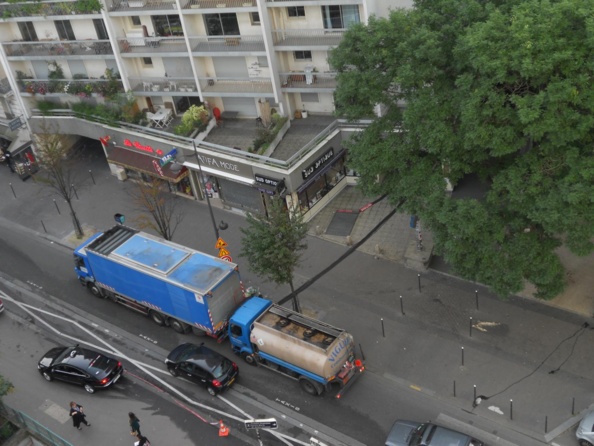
(150, 310, 166, 326)
(42, 372, 52, 381)
(87, 283, 101, 297)
(299, 377, 323, 396)
(170, 318, 189, 334)
(84, 384, 95, 394)
(579, 440, 594, 446)
(167, 366, 180, 377)
(242, 352, 257, 366)
(207, 386, 217, 396)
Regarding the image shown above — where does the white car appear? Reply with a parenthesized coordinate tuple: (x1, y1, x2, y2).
(577, 409, 594, 446)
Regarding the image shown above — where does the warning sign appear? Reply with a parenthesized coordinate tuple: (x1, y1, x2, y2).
(220, 255, 232, 262)
(215, 238, 228, 249)
(218, 248, 230, 258)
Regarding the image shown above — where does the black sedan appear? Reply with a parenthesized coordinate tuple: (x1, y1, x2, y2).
(165, 343, 238, 396)
(38, 345, 124, 394)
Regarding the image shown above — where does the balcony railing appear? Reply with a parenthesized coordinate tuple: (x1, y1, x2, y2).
(188, 35, 265, 53)
(272, 29, 346, 47)
(4, 40, 113, 58)
(280, 71, 337, 90)
(118, 37, 187, 55)
(106, 0, 255, 12)
(0, 0, 102, 18)
(199, 77, 273, 95)
(18, 79, 124, 97)
(128, 77, 197, 94)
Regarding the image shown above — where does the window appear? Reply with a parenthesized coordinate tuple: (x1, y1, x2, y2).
(250, 12, 260, 25)
(55, 20, 76, 40)
(93, 19, 108, 40)
(294, 50, 312, 61)
(204, 13, 240, 36)
(152, 15, 183, 36)
(287, 6, 305, 17)
(142, 57, 153, 66)
(322, 5, 360, 29)
(131, 16, 141, 26)
(301, 93, 319, 103)
(18, 22, 38, 41)
(257, 56, 268, 68)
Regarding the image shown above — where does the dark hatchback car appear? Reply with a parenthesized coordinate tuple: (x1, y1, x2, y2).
(38, 345, 124, 394)
(165, 343, 238, 396)
(385, 421, 484, 446)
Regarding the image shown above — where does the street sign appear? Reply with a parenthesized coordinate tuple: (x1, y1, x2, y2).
(220, 255, 232, 262)
(218, 248, 230, 258)
(159, 148, 178, 167)
(215, 237, 228, 249)
(244, 418, 278, 430)
(9, 117, 22, 131)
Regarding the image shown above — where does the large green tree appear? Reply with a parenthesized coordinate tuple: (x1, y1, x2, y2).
(240, 199, 308, 312)
(330, 0, 594, 299)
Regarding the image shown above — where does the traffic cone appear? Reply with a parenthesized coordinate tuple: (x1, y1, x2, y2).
(218, 420, 229, 437)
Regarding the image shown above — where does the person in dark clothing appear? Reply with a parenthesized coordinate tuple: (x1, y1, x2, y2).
(133, 432, 151, 446)
(129, 412, 141, 436)
(3, 150, 14, 173)
(69, 401, 91, 429)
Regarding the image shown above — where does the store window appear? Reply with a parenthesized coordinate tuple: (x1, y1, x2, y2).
(297, 153, 346, 212)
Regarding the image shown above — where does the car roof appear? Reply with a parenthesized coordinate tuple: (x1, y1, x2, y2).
(55, 346, 114, 373)
(579, 410, 594, 432)
(170, 343, 228, 373)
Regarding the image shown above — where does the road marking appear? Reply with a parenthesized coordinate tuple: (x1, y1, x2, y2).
(488, 405, 504, 415)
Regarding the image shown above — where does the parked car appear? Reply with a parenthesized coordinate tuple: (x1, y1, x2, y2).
(577, 409, 594, 446)
(165, 343, 238, 396)
(385, 420, 484, 446)
(38, 345, 124, 394)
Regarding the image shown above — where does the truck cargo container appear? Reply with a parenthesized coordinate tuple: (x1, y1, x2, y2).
(73, 225, 245, 337)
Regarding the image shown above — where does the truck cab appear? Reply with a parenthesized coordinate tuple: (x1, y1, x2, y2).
(73, 231, 103, 292)
(228, 296, 272, 361)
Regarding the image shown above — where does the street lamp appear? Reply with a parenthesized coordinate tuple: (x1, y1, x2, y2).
(192, 140, 223, 241)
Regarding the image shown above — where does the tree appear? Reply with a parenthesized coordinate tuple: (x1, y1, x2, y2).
(329, 0, 594, 299)
(34, 121, 84, 238)
(129, 177, 185, 241)
(0, 374, 13, 399)
(240, 199, 308, 312)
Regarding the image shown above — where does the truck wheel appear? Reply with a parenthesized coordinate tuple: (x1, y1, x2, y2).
(299, 377, 324, 396)
(170, 319, 190, 334)
(87, 283, 101, 297)
(150, 311, 166, 326)
(242, 352, 257, 366)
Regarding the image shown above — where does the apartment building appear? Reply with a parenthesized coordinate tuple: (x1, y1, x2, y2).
(0, 0, 410, 215)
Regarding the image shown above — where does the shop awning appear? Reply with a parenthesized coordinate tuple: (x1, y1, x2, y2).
(297, 149, 346, 194)
(107, 146, 188, 183)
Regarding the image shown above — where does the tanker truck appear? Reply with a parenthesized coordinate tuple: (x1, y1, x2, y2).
(73, 225, 245, 337)
(228, 296, 365, 398)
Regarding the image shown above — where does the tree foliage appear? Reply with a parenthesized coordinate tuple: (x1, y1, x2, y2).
(240, 199, 308, 311)
(33, 121, 84, 238)
(0, 373, 13, 399)
(329, 0, 594, 299)
(129, 178, 185, 241)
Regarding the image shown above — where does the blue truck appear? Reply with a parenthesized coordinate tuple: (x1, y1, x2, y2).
(228, 296, 365, 398)
(74, 225, 245, 337)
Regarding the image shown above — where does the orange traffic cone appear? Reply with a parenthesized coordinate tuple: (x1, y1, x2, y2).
(218, 420, 229, 437)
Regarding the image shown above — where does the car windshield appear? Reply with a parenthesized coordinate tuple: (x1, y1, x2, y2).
(212, 358, 231, 379)
(88, 355, 112, 374)
(409, 424, 428, 446)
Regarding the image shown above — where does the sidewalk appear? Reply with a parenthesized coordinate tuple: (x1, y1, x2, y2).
(1, 143, 594, 445)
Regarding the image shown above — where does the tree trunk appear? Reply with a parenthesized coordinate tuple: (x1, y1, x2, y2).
(289, 280, 301, 313)
(66, 199, 83, 238)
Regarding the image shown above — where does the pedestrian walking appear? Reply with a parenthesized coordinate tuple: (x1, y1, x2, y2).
(129, 412, 141, 436)
(133, 431, 151, 446)
(2, 150, 14, 173)
(69, 401, 91, 430)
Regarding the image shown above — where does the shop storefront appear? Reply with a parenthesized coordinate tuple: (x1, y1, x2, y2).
(296, 148, 347, 213)
(0, 128, 37, 181)
(105, 138, 191, 195)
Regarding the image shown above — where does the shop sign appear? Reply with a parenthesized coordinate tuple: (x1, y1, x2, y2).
(302, 148, 334, 180)
(124, 139, 164, 156)
(9, 117, 23, 131)
(160, 148, 177, 167)
(152, 159, 164, 177)
(194, 153, 252, 178)
(255, 174, 281, 187)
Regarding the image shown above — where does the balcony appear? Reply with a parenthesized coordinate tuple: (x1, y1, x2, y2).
(272, 29, 345, 50)
(18, 79, 124, 98)
(183, 0, 256, 10)
(280, 71, 337, 92)
(265, 0, 361, 4)
(188, 35, 265, 55)
(106, 0, 256, 13)
(0, 0, 102, 19)
(199, 77, 273, 97)
(128, 77, 197, 95)
(4, 40, 114, 60)
(118, 37, 187, 56)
